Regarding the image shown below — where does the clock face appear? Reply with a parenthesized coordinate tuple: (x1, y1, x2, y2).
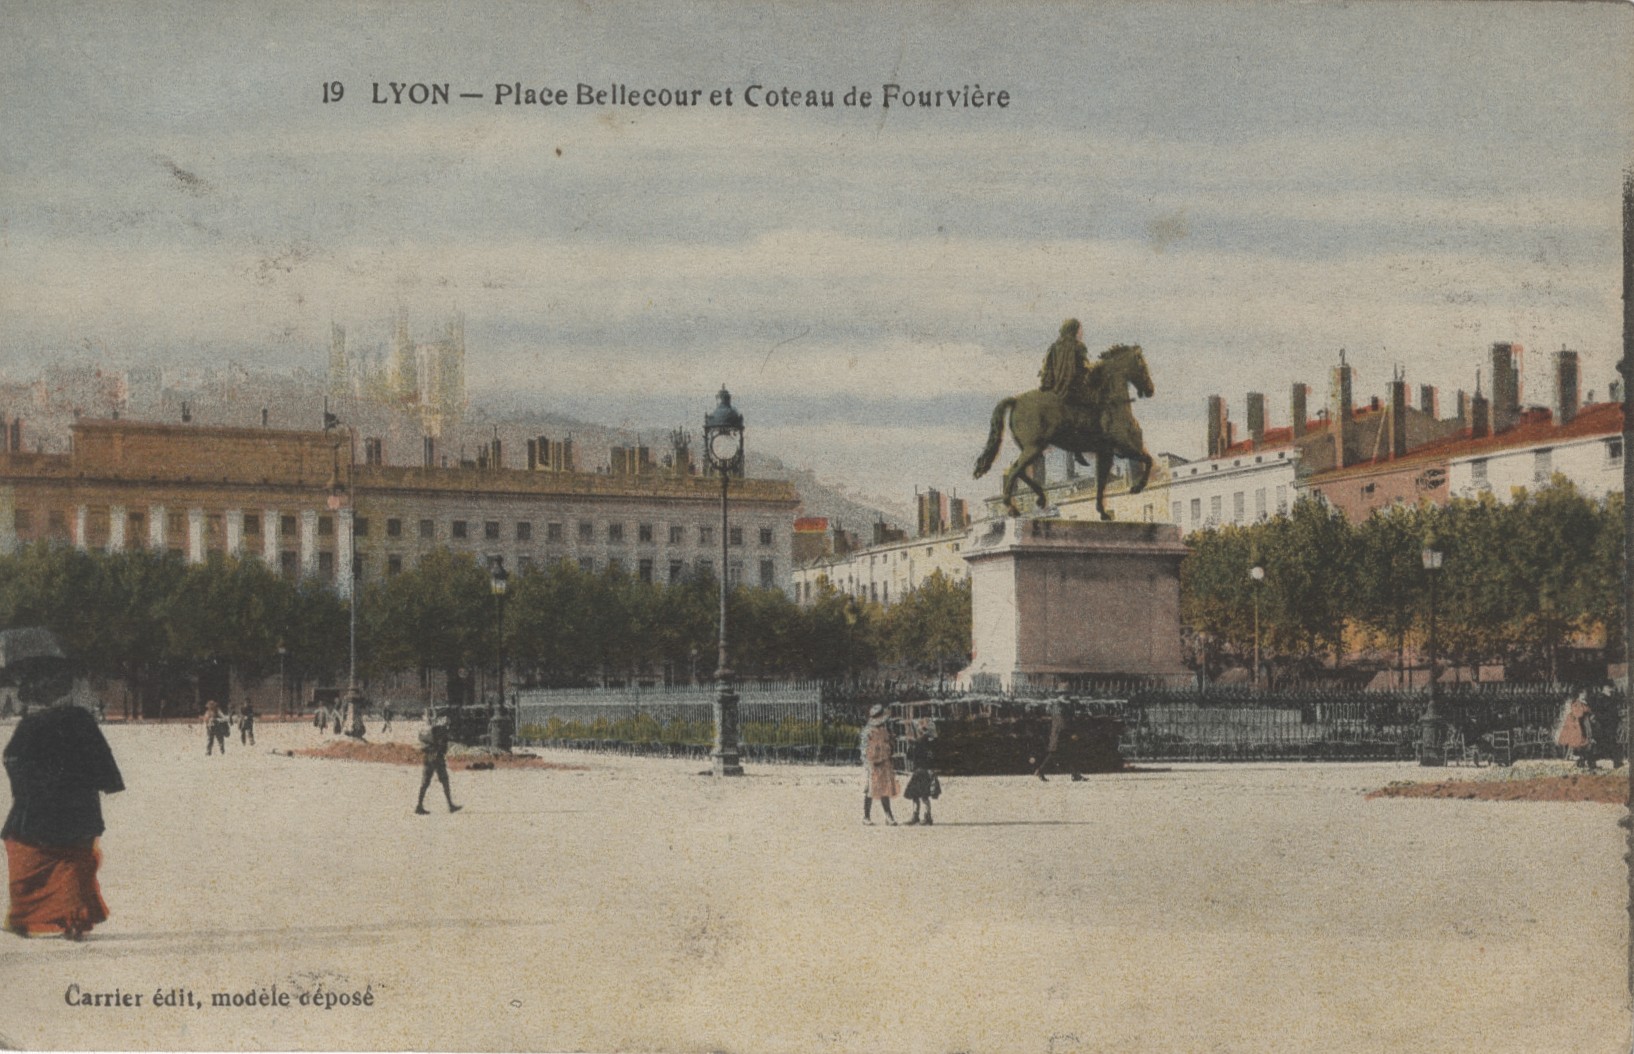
(709, 430, 741, 462)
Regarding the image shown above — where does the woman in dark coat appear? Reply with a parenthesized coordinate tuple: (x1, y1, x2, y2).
(3, 701, 125, 939)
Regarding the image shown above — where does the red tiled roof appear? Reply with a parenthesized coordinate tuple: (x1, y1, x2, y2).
(1309, 402, 1623, 482)
(794, 517, 829, 532)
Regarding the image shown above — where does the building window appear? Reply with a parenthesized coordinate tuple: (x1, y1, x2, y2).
(280, 551, 298, 577)
(1276, 485, 1288, 512)
(387, 554, 403, 575)
(1189, 498, 1201, 526)
(1209, 495, 1222, 524)
(419, 519, 434, 540)
(608, 523, 625, 543)
(1255, 489, 1267, 520)
(1232, 492, 1245, 522)
(1470, 459, 1489, 486)
(729, 527, 743, 546)
(484, 520, 500, 541)
(318, 551, 334, 577)
(669, 559, 685, 583)
(607, 557, 622, 574)
(244, 514, 261, 536)
(668, 525, 684, 545)
(127, 512, 144, 543)
(516, 521, 532, 542)
(1607, 438, 1624, 465)
(638, 523, 654, 543)
(13, 508, 33, 532)
(578, 521, 594, 543)
(638, 558, 654, 583)
(1533, 448, 1552, 482)
(353, 517, 369, 537)
(1171, 501, 1181, 524)
(699, 526, 714, 545)
(318, 516, 333, 537)
(759, 527, 774, 546)
(760, 559, 775, 588)
(386, 518, 402, 538)
(697, 558, 714, 579)
(729, 560, 743, 585)
(579, 557, 596, 572)
(547, 522, 564, 543)
(281, 515, 297, 537)
(452, 520, 468, 540)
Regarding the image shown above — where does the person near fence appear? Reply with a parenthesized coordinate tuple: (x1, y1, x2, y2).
(415, 711, 462, 816)
(1584, 684, 1623, 770)
(3, 698, 125, 939)
(903, 719, 938, 826)
(1555, 693, 1593, 766)
(861, 705, 898, 825)
(1033, 702, 1066, 780)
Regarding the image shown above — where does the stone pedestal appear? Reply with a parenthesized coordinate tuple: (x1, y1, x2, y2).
(958, 518, 1189, 691)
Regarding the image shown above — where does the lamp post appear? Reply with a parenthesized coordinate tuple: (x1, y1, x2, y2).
(489, 556, 510, 752)
(1249, 565, 1265, 688)
(277, 642, 287, 721)
(326, 440, 364, 739)
(703, 386, 745, 777)
(1419, 545, 1444, 766)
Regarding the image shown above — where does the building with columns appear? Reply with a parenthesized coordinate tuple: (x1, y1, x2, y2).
(0, 419, 802, 597)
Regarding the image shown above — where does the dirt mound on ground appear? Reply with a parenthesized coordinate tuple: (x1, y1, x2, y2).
(292, 740, 586, 771)
(1367, 772, 1627, 803)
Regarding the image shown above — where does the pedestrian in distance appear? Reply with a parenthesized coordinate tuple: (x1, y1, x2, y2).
(1034, 702, 1065, 780)
(3, 699, 125, 940)
(415, 711, 462, 815)
(903, 718, 939, 826)
(860, 704, 898, 825)
(238, 701, 255, 746)
(1556, 692, 1594, 767)
(380, 702, 393, 732)
(203, 700, 230, 756)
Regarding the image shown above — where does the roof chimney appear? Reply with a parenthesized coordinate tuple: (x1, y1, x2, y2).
(1554, 348, 1580, 426)
(1389, 378, 1408, 458)
(1490, 342, 1522, 432)
(1206, 395, 1229, 457)
(1470, 392, 1491, 439)
(1246, 392, 1266, 449)
(1419, 385, 1438, 420)
(1330, 356, 1355, 468)
(1290, 382, 1309, 439)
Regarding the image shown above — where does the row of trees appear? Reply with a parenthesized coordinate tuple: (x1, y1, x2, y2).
(0, 542, 973, 713)
(1181, 481, 1622, 684)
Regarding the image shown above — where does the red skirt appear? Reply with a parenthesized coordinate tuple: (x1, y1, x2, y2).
(5, 838, 108, 936)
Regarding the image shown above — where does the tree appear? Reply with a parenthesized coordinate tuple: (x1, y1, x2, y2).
(879, 571, 971, 679)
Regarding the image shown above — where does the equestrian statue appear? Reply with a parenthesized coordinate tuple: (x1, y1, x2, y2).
(973, 318, 1156, 519)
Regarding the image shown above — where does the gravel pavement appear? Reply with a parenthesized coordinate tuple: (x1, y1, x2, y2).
(0, 721, 1627, 1053)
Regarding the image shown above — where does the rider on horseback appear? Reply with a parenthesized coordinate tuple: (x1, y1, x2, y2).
(1039, 318, 1092, 403)
(1040, 318, 1101, 464)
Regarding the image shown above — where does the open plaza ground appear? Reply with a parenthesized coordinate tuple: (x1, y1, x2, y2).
(0, 719, 1628, 1053)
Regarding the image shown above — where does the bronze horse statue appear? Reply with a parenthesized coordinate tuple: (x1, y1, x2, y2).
(973, 343, 1156, 519)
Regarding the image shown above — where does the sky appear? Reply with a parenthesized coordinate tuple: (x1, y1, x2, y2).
(2, 0, 1630, 508)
